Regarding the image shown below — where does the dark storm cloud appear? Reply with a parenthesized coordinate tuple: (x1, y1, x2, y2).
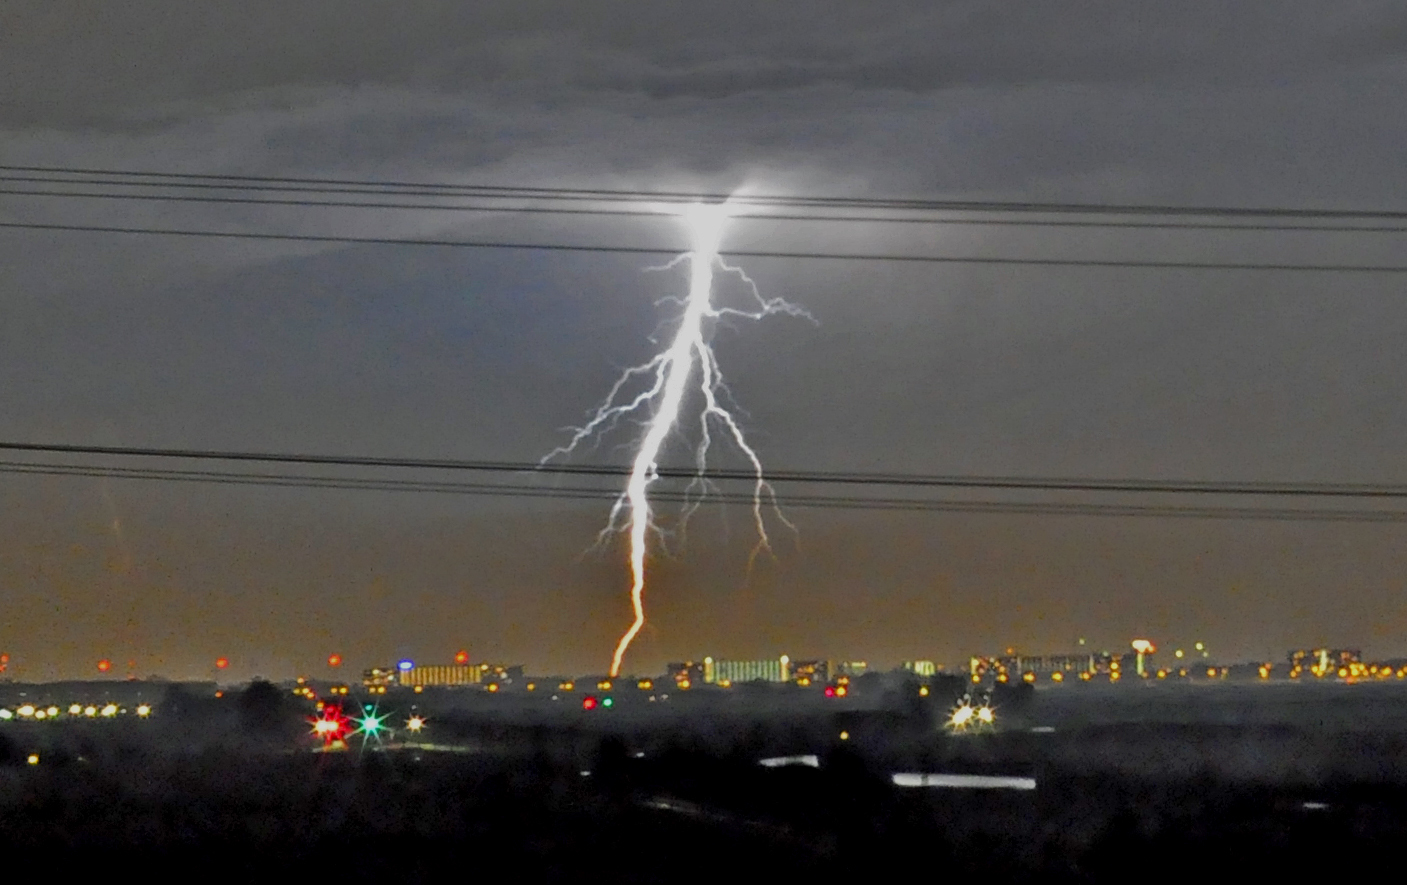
(5, 1, 1406, 204)
(5, 1, 1405, 122)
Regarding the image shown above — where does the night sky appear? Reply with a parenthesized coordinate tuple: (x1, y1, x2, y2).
(2, 2, 1405, 680)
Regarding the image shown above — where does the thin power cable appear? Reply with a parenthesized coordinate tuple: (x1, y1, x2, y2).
(5, 163, 1407, 220)
(3, 220, 1405, 272)
(2, 441, 1405, 498)
(6, 184, 1406, 233)
(3, 460, 1404, 522)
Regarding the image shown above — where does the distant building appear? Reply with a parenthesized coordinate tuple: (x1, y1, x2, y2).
(788, 659, 828, 686)
(389, 662, 524, 688)
(902, 661, 937, 677)
(482, 664, 524, 684)
(704, 655, 791, 684)
(396, 665, 480, 687)
(665, 661, 705, 689)
(833, 661, 868, 677)
(1288, 648, 1361, 677)
(970, 653, 1097, 681)
(362, 666, 400, 688)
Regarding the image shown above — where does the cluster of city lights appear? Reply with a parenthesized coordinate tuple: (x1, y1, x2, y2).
(1289, 660, 1407, 680)
(308, 703, 427, 750)
(0, 702, 151, 721)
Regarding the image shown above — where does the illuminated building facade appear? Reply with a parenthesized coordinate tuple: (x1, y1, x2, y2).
(833, 661, 868, 677)
(386, 662, 524, 688)
(902, 660, 938, 677)
(396, 665, 481, 687)
(704, 655, 791, 684)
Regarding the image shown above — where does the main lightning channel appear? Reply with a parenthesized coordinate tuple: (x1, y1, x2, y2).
(545, 202, 809, 677)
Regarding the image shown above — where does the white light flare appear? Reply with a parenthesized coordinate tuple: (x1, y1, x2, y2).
(545, 201, 811, 677)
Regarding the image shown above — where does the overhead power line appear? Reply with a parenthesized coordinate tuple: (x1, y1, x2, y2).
(5, 163, 1407, 221)
(6, 176, 1407, 233)
(3, 441, 1406, 498)
(3, 220, 1405, 273)
(8, 440, 1407, 496)
(3, 459, 1405, 523)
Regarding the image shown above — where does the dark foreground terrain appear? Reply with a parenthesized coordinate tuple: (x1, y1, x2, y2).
(3, 680, 1407, 880)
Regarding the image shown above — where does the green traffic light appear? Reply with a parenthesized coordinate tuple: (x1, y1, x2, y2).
(602, 697, 614, 708)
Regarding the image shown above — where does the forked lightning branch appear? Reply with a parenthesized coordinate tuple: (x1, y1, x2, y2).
(545, 203, 811, 676)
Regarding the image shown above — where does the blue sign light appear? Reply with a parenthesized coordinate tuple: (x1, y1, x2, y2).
(397, 659, 414, 671)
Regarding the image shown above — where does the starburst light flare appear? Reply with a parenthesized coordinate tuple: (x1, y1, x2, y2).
(545, 201, 811, 677)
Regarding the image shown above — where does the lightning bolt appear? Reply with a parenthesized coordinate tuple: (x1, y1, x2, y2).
(545, 202, 811, 677)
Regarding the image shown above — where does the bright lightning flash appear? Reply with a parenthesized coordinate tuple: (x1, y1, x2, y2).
(546, 202, 811, 677)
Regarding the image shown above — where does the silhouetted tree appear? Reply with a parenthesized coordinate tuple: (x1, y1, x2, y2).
(237, 679, 288, 734)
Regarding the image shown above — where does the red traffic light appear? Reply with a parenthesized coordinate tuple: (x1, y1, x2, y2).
(582, 695, 599, 711)
(327, 653, 342, 668)
(215, 657, 229, 670)
(824, 685, 836, 698)
(97, 659, 112, 673)
(454, 650, 469, 665)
